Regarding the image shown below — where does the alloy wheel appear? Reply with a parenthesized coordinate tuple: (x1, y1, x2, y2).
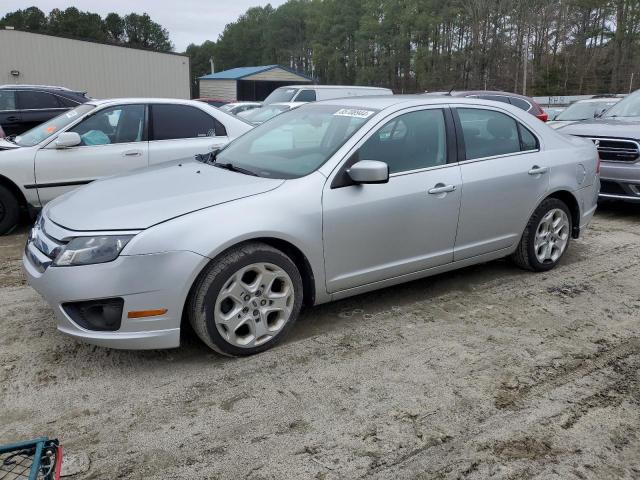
(534, 208, 570, 264)
(213, 262, 295, 348)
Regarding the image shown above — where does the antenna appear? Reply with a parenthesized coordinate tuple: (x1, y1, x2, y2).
(446, 79, 458, 96)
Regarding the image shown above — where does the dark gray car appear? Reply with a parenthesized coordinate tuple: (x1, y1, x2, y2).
(0, 85, 89, 137)
(558, 89, 640, 203)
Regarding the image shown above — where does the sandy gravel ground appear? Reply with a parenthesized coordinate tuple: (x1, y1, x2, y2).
(1, 203, 639, 479)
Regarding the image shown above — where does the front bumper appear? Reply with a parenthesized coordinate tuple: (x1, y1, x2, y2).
(599, 161, 640, 202)
(23, 243, 208, 349)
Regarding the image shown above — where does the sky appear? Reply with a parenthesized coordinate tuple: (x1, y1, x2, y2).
(1, 0, 287, 51)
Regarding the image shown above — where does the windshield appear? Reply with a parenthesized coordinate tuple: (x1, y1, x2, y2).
(263, 88, 298, 104)
(216, 104, 378, 179)
(556, 100, 618, 121)
(241, 105, 290, 124)
(15, 104, 95, 147)
(603, 91, 640, 118)
(219, 104, 234, 112)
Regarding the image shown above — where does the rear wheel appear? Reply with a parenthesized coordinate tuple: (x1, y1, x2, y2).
(0, 185, 20, 235)
(511, 198, 572, 272)
(187, 242, 303, 356)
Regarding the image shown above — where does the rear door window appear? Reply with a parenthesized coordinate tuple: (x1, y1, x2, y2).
(151, 104, 218, 140)
(510, 97, 532, 112)
(478, 95, 511, 104)
(457, 108, 528, 160)
(0, 90, 16, 111)
(17, 91, 61, 110)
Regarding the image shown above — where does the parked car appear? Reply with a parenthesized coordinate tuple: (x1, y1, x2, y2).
(557, 89, 640, 202)
(0, 98, 252, 234)
(0, 124, 4, 138)
(263, 85, 393, 104)
(219, 102, 262, 116)
(195, 98, 231, 108)
(547, 97, 621, 129)
(426, 90, 549, 121)
(23, 95, 599, 355)
(236, 102, 304, 125)
(0, 85, 90, 137)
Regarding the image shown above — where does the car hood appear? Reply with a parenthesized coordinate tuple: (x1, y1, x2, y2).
(0, 139, 21, 151)
(547, 120, 581, 129)
(556, 117, 640, 138)
(47, 160, 285, 231)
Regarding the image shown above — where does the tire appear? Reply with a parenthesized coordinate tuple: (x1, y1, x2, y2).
(187, 242, 303, 356)
(511, 198, 572, 272)
(0, 185, 20, 235)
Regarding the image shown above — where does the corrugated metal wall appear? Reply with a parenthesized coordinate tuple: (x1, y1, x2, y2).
(0, 30, 190, 99)
(199, 80, 237, 100)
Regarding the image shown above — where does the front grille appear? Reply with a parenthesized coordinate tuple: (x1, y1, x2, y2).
(29, 215, 65, 260)
(600, 180, 627, 195)
(585, 137, 640, 162)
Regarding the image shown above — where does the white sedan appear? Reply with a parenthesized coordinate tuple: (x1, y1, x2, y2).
(0, 98, 252, 234)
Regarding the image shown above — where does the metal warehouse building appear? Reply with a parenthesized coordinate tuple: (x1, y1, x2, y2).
(199, 65, 312, 102)
(0, 29, 190, 99)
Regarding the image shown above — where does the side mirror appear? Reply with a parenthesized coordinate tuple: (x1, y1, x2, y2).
(55, 132, 82, 149)
(594, 108, 605, 118)
(347, 160, 389, 184)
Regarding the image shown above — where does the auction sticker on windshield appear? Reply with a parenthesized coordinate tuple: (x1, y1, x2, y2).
(334, 108, 375, 119)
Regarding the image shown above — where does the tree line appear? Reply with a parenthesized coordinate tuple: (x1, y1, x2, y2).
(187, 0, 640, 96)
(0, 7, 173, 51)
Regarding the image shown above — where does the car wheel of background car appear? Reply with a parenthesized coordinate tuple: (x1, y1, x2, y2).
(511, 198, 572, 272)
(188, 242, 303, 356)
(0, 185, 20, 235)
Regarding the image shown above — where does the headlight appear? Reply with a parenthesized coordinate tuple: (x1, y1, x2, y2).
(53, 235, 133, 267)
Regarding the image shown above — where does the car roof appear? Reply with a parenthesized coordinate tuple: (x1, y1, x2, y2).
(88, 98, 210, 107)
(307, 94, 542, 114)
(277, 85, 391, 91)
(574, 97, 621, 103)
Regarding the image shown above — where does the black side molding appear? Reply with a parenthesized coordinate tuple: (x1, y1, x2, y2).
(23, 179, 94, 190)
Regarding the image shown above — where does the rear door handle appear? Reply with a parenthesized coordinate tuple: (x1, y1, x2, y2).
(123, 150, 142, 157)
(528, 166, 549, 175)
(428, 184, 456, 195)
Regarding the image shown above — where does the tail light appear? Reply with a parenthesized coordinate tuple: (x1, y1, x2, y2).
(536, 112, 549, 122)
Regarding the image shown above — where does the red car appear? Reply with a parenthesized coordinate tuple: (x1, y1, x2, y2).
(426, 90, 548, 122)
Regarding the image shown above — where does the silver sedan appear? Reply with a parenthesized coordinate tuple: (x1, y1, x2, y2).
(23, 96, 600, 356)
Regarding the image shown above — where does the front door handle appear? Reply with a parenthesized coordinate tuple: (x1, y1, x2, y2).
(528, 166, 549, 175)
(6, 116, 19, 122)
(428, 184, 456, 195)
(123, 150, 142, 157)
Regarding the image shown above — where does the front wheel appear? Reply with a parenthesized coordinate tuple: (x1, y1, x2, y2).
(187, 242, 303, 356)
(0, 185, 20, 235)
(511, 198, 572, 272)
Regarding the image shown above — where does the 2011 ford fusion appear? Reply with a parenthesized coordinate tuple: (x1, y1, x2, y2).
(23, 96, 599, 356)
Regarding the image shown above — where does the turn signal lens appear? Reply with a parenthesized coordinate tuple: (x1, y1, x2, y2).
(127, 309, 168, 319)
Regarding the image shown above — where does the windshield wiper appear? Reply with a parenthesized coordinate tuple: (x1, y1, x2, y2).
(212, 162, 258, 177)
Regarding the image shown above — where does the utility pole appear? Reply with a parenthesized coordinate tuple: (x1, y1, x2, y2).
(630, 72, 635, 94)
(522, 33, 529, 96)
